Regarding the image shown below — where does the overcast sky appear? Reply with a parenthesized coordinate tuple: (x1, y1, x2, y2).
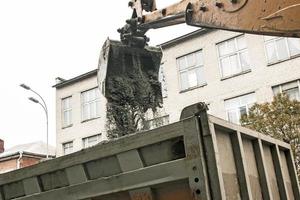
(0, 0, 198, 149)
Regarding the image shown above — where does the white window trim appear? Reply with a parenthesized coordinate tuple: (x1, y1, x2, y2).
(82, 134, 102, 149)
(81, 87, 101, 122)
(62, 141, 74, 155)
(224, 93, 256, 124)
(273, 80, 300, 100)
(217, 35, 250, 79)
(264, 37, 300, 65)
(176, 49, 206, 92)
(61, 96, 72, 128)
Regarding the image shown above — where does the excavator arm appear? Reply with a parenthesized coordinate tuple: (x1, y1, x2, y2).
(101, 0, 300, 135)
(119, 0, 300, 46)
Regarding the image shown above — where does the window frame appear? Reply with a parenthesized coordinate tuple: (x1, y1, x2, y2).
(216, 34, 251, 79)
(81, 87, 101, 122)
(176, 49, 206, 92)
(62, 141, 73, 155)
(82, 134, 102, 149)
(224, 92, 256, 124)
(61, 96, 72, 128)
(272, 80, 300, 101)
(264, 36, 300, 65)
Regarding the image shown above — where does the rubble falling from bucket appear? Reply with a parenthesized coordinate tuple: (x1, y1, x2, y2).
(98, 39, 163, 137)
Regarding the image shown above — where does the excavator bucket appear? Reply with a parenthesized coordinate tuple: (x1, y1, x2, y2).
(98, 39, 163, 136)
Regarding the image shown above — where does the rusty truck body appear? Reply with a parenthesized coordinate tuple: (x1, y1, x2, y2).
(0, 103, 299, 200)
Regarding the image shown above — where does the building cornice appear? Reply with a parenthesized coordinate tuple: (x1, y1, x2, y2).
(53, 69, 98, 89)
(159, 28, 215, 49)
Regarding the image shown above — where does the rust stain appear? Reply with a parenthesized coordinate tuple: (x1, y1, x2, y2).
(186, 144, 201, 160)
(131, 192, 153, 200)
(155, 187, 195, 200)
(139, 0, 300, 37)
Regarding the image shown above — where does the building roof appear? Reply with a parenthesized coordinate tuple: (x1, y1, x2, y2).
(0, 141, 55, 159)
(159, 28, 214, 49)
(53, 69, 98, 89)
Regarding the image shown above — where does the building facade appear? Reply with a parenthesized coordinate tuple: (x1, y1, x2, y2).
(54, 29, 300, 156)
(54, 70, 107, 156)
(160, 29, 300, 124)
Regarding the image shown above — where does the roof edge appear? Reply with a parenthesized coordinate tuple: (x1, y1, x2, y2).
(159, 28, 215, 49)
(53, 69, 98, 89)
(0, 151, 55, 160)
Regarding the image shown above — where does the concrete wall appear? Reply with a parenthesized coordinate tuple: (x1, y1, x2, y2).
(161, 30, 300, 123)
(56, 75, 107, 156)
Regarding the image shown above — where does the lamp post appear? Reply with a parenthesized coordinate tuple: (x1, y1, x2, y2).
(20, 84, 49, 159)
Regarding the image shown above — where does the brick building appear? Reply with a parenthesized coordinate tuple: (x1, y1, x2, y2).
(0, 141, 55, 174)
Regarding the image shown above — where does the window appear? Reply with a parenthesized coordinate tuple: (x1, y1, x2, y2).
(83, 134, 102, 148)
(264, 36, 300, 64)
(217, 35, 250, 78)
(81, 88, 100, 121)
(225, 93, 256, 124)
(144, 115, 169, 130)
(62, 97, 72, 127)
(63, 142, 73, 155)
(273, 80, 300, 101)
(177, 50, 206, 91)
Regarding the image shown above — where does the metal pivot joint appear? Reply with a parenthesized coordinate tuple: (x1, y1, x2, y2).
(117, 0, 157, 47)
(117, 17, 149, 48)
(119, 0, 300, 44)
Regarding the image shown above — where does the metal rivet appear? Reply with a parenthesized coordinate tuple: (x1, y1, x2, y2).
(200, 6, 207, 12)
(215, 2, 223, 8)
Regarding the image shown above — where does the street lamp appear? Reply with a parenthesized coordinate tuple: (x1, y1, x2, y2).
(20, 84, 49, 159)
(28, 97, 39, 104)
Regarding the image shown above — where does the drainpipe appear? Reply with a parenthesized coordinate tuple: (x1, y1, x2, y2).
(17, 151, 23, 169)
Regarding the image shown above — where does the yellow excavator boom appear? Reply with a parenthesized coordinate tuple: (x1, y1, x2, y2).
(122, 0, 300, 45)
(103, 0, 300, 135)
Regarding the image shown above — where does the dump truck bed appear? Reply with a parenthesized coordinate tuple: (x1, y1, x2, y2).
(0, 104, 299, 200)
